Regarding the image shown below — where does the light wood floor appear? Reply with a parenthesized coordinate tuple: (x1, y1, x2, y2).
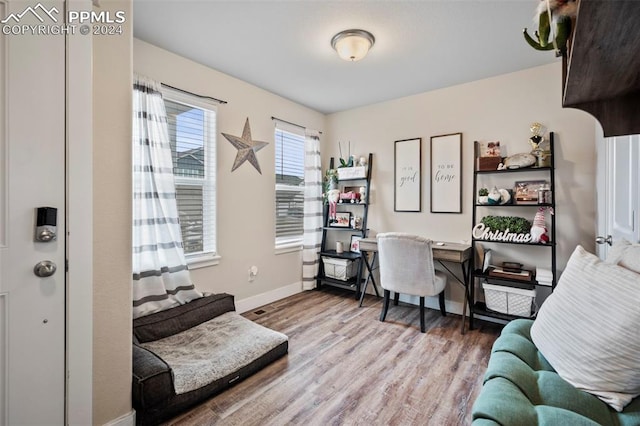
(163, 288, 502, 426)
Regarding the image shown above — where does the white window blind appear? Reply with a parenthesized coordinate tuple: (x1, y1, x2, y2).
(162, 91, 217, 261)
(275, 123, 305, 248)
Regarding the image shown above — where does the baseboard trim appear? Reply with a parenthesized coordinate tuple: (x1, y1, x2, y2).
(393, 293, 465, 316)
(235, 282, 303, 314)
(103, 410, 135, 426)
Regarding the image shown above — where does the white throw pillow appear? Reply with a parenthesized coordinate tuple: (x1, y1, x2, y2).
(606, 238, 640, 274)
(531, 245, 640, 412)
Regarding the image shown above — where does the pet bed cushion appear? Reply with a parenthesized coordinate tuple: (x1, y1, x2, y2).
(140, 311, 288, 394)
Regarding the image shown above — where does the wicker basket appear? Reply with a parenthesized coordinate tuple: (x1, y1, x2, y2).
(482, 282, 536, 317)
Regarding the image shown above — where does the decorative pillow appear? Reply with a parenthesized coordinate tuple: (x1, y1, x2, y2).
(606, 238, 640, 274)
(531, 245, 640, 412)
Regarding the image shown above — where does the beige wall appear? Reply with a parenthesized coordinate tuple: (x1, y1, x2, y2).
(326, 62, 597, 308)
(94, 33, 598, 423)
(133, 39, 325, 303)
(92, 0, 133, 424)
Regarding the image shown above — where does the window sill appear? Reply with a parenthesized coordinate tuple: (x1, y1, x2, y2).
(275, 242, 303, 255)
(186, 253, 221, 269)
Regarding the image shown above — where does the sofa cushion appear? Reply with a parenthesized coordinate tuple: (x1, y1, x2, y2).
(133, 293, 235, 343)
(530, 245, 640, 411)
(473, 319, 640, 425)
(606, 238, 640, 274)
(140, 311, 288, 395)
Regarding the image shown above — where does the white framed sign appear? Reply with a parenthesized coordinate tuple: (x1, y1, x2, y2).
(394, 138, 422, 212)
(431, 133, 462, 213)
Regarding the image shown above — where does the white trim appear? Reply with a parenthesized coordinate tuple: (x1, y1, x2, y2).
(103, 410, 135, 426)
(66, 1, 93, 423)
(186, 253, 221, 269)
(235, 282, 303, 314)
(0, 293, 7, 426)
(595, 123, 607, 259)
(162, 91, 218, 259)
(387, 293, 466, 317)
(0, 0, 5, 250)
(274, 243, 303, 255)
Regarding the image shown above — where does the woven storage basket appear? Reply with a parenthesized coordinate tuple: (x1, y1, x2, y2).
(322, 257, 358, 281)
(482, 282, 536, 317)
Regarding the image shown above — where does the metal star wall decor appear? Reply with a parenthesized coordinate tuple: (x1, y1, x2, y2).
(221, 118, 269, 174)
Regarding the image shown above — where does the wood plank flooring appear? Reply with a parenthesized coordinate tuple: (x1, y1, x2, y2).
(162, 288, 502, 426)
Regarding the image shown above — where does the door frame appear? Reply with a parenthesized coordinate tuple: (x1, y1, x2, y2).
(66, 0, 93, 422)
(595, 125, 608, 259)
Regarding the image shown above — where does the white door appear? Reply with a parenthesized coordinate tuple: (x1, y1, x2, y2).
(596, 133, 640, 259)
(0, 0, 66, 424)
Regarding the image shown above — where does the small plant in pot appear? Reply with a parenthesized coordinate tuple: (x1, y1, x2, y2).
(478, 188, 489, 205)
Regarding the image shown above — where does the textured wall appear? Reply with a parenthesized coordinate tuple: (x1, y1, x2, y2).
(326, 62, 597, 310)
(133, 39, 325, 304)
(92, 0, 133, 424)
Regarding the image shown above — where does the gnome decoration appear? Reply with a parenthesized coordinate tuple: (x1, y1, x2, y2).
(327, 189, 341, 224)
(530, 207, 552, 243)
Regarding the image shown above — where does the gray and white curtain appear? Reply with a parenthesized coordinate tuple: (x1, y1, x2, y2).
(302, 129, 323, 290)
(132, 75, 202, 319)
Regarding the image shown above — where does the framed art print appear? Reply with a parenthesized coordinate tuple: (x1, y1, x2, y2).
(431, 133, 462, 213)
(394, 138, 422, 212)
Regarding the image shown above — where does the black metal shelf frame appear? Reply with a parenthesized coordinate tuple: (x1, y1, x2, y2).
(317, 153, 373, 299)
(469, 133, 557, 330)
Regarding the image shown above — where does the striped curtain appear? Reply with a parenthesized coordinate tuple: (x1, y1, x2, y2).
(302, 129, 323, 290)
(132, 75, 202, 319)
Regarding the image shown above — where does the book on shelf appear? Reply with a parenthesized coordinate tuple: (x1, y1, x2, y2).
(488, 267, 533, 282)
(485, 276, 535, 290)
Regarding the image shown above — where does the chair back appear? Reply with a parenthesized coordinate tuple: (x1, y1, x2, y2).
(377, 232, 437, 297)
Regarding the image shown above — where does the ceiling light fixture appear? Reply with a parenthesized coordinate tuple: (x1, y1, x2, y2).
(331, 29, 375, 62)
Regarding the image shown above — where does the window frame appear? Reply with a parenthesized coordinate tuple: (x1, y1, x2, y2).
(161, 87, 220, 268)
(274, 122, 306, 252)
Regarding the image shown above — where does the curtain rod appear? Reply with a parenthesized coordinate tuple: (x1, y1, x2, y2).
(161, 83, 228, 105)
(271, 116, 322, 134)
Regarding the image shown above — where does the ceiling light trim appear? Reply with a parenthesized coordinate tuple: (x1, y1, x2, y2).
(331, 29, 376, 62)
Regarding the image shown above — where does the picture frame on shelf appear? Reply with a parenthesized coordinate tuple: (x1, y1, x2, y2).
(431, 132, 462, 213)
(350, 235, 363, 253)
(514, 180, 546, 204)
(331, 211, 351, 228)
(394, 137, 422, 212)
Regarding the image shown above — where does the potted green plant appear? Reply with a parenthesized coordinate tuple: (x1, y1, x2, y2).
(481, 215, 532, 234)
(325, 169, 339, 191)
(478, 188, 489, 205)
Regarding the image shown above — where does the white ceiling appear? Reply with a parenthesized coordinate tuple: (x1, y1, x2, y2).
(133, 0, 558, 115)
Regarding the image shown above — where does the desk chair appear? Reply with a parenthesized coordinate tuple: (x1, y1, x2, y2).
(377, 233, 447, 333)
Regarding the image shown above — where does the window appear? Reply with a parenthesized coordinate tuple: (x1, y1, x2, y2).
(162, 88, 217, 266)
(275, 123, 305, 249)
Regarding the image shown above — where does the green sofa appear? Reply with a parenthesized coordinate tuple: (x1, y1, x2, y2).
(472, 319, 640, 426)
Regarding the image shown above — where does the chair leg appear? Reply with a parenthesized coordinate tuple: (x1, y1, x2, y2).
(393, 292, 400, 306)
(439, 290, 447, 317)
(380, 290, 391, 322)
(420, 296, 426, 333)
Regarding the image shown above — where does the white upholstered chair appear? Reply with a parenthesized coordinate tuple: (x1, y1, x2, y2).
(377, 232, 447, 332)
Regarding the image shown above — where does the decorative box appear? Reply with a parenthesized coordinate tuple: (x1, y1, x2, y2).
(482, 282, 536, 317)
(337, 166, 366, 180)
(476, 156, 502, 171)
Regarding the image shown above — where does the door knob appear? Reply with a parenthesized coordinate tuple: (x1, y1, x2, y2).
(595, 235, 613, 246)
(34, 260, 57, 277)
